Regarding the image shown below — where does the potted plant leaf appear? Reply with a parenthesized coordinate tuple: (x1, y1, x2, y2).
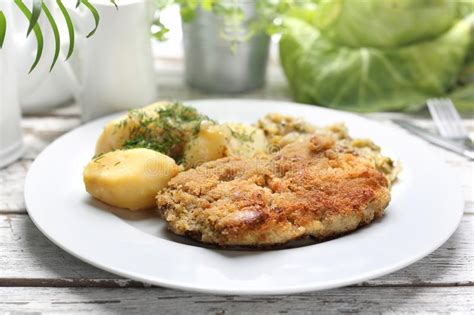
(152, 0, 294, 93)
(0, 0, 107, 73)
(181, 0, 270, 93)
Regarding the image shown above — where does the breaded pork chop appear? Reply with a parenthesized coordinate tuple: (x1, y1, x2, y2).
(156, 135, 391, 246)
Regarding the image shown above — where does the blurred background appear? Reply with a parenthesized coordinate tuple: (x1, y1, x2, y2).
(2, 0, 473, 116)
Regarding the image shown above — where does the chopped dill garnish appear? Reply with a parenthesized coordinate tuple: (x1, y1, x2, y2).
(118, 102, 213, 162)
(117, 118, 128, 129)
(228, 126, 255, 142)
(92, 152, 105, 162)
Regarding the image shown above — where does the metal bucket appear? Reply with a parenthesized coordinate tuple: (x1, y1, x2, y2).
(182, 3, 270, 93)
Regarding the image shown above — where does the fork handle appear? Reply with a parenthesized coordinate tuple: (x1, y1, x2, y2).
(393, 120, 474, 161)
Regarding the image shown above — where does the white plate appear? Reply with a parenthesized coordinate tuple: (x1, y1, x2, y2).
(25, 99, 464, 295)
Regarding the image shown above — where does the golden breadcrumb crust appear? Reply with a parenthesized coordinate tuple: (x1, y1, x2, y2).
(156, 135, 391, 246)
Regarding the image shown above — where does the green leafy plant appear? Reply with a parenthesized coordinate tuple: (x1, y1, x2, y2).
(0, 0, 114, 73)
(151, 0, 304, 44)
(1, 1, 301, 73)
(279, 0, 474, 112)
(1, 0, 291, 72)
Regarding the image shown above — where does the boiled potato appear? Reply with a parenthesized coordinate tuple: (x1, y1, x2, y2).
(183, 122, 268, 168)
(95, 101, 170, 155)
(224, 122, 268, 157)
(84, 148, 181, 210)
(182, 122, 228, 168)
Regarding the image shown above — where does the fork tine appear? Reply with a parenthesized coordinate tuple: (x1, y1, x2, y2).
(427, 98, 467, 139)
(437, 100, 458, 136)
(444, 99, 467, 136)
(428, 99, 450, 137)
(439, 99, 467, 138)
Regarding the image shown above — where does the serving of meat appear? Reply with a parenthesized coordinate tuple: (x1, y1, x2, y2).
(156, 134, 391, 247)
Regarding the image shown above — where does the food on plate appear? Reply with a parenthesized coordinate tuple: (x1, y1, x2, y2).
(258, 113, 342, 149)
(279, 2, 474, 111)
(95, 101, 212, 161)
(85, 101, 398, 247)
(83, 148, 181, 210)
(95, 101, 170, 154)
(182, 122, 228, 168)
(183, 122, 268, 168)
(224, 123, 269, 159)
(257, 113, 315, 149)
(157, 134, 391, 246)
(259, 114, 398, 183)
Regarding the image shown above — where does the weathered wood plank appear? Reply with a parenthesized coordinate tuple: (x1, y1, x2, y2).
(0, 215, 472, 287)
(0, 286, 473, 314)
(21, 116, 81, 160)
(0, 117, 80, 213)
(1, 114, 472, 213)
(0, 160, 31, 214)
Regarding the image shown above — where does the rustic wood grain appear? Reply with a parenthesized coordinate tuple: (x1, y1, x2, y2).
(21, 116, 81, 160)
(0, 117, 80, 213)
(0, 160, 31, 214)
(1, 215, 472, 287)
(0, 286, 473, 314)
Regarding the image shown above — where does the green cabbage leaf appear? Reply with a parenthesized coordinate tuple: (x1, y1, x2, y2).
(280, 8, 473, 112)
(313, 0, 458, 48)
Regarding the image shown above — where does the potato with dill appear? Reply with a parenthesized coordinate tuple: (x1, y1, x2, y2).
(95, 101, 212, 162)
(183, 122, 268, 168)
(83, 148, 181, 210)
(95, 101, 169, 155)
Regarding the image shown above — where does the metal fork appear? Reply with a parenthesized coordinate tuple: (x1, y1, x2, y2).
(427, 98, 474, 148)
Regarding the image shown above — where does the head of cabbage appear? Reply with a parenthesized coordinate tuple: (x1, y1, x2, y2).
(280, 0, 474, 112)
(314, 0, 458, 48)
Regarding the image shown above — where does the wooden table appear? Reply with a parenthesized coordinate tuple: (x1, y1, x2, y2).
(1, 58, 473, 313)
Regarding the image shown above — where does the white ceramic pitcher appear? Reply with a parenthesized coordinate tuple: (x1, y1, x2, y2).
(0, 28, 23, 168)
(64, 0, 157, 121)
(0, 0, 55, 168)
(20, 0, 158, 116)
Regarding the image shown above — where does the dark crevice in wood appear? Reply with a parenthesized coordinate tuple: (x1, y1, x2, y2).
(0, 278, 472, 289)
(51, 300, 121, 305)
(354, 282, 474, 288)
(0, 278, 148, 288)
(0, 211, 28, 215)
(3, 157, 35, 163)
